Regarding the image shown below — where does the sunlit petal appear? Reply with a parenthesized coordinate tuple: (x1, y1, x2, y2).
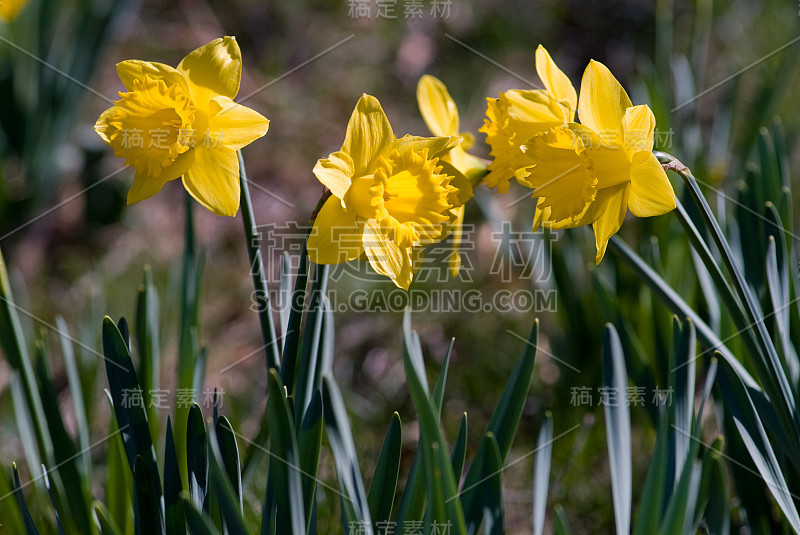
(417, 74, 459, 136)
(578, 60, 632, 145)
(342, 94, 395, 176)
(363, 219, 414, 290)
(591, 183, 630, 263)
(178, 36, 242, 100)
(308, 197, 364, 264)
(207, 96, 269, 151)
(181, 147, 240, 216)
(535, 45, 577, 121)
(628, 153, 676, 217)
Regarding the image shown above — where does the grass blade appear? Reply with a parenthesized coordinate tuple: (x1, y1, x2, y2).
(603, 324, 631, 535)
(367, 412, 402, 526)
(13, 463, 40, 535)
(164, 418, 186, 535)
(266, 369, 306, 535)
(186, 403, 208, 512)
(322, 373, 373, 533)
(532, 413, 553, 535)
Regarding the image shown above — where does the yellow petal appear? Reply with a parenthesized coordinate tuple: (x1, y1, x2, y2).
(592, 183, 630, 263)
(578, 60, 632, 146)
(313, 151, 354, 202)
(342, 94, 395, 177)
(363, 219, 414, 290)
(439, 160, 473, 206)
(178, 36, 242, 100)
(94, 106, 119, 144)
(447, 145, 485, 176)
(387, 134, 460, 161)
(207, 96, 269, 151)
(181, 147, 240, 216)
(116, 60, 188, 93)
(128, 151, 196, 204)
(535, 45, 577, 121)
(417, 75, 459, 137)
(628, 153, 675, 217)
(0, 0, 26, 21)
(620, 104, 655, 156)
(449, 205, 465, 276)
(308, 197, 364, 264)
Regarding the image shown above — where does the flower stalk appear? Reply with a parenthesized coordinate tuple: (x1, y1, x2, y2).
(238, 150, 280, 370)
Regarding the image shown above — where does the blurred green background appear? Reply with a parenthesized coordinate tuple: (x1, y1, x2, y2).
(1, 0, 799, 532)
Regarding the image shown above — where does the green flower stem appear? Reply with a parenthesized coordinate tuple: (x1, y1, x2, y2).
(238, 151, 280, 370)
(657, 151, 800, 440)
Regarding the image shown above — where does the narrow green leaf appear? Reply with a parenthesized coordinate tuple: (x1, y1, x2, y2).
(298, 390, 323, 532)
(133, 455, 164, 535)
(603, 324, 631, 535)
(717, 360, 800, 529)
(432, 339, 454, 416)
(214, 416, 242, 514)
(368, 412, 402, 525)
(461, 433, 504, 535)
(208, 424, 251, 535)
(461, 320, 537, 534)
(697, 437, 731, 535)
(42, 465, 66, 535)
(104, 390, 133, 535)
(136, 266, 162, 444)
(266, 369, 306, 535)
(10, 374, 42, 488)
(401, 311, 465, 534)
(483, 320, 538, 461)
(12, 463, 40, 535)
(164, 418, 186, 535)
(450, 413, 468, 484)
(102, 317, 160, 492)
(669, 319, 696, 484)
(94, 501, 125, 535)
(186, 404, 208, 512)
(658, 460, 702, 535)
(632, 409, 668, 535)
(295, 263, 329, 429)
(552, 505, 571, 535)
(281, 240, 310, 392)
(56, 315, 91, 474)
(183, 497, 223, 535)
(35, 339, 93, 533)
(532, 413, 553, 535)
(322, 374, 373, 533)
(0, 459, 26, 534)
(279, 252, 292, 352)
(0, 249, 53, 466)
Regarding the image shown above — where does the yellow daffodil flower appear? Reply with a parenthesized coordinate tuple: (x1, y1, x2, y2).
(95, 37, 269, 216)
(480, 45, 577, 193)
(521, 60, 676, 263)
(417, 74, 486, 275)
(0, 0, 27, 22)
(308, 94, 461, 290)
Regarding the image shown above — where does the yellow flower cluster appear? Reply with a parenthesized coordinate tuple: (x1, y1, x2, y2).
(482, 45, 676, 263)
(94, 39, 674, 287)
